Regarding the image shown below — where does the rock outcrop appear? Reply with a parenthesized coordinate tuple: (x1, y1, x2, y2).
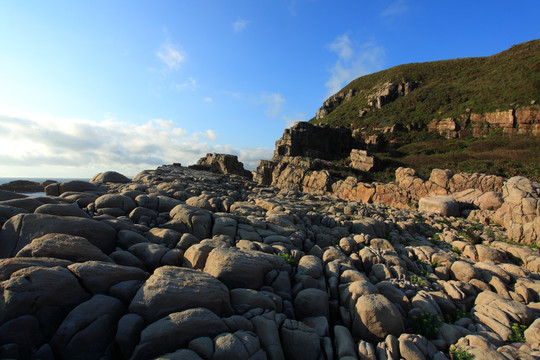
(429, 105, 540, 139)
(194, 153, 252, 179)
(315, 80, 418, 120)
(1, 163, 540, 360)
(273, 121, 361, 161)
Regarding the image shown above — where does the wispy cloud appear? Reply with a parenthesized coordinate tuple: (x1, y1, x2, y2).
(381, 0, 408, 17)
(223, 91, 286, 118)
(325, 34, 385, 96)
(156, 38, 185, 71)
(233, 19, 249, 34)
(204, 97, 213, 103)
(260, 93, 286, 117)
(172, 77, 198, 91)
(0, 106, 272, 176)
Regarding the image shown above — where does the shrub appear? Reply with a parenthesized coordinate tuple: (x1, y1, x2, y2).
(449, 345, 474, 360)
(275, 252, 298, 267)
(415, 260, 430, 277)
(410, 312, 442, 339)
(452, 246, 462, 255)
(445, 308, 473, 324)
(508, 323, 526, 343)
(410, 274, 425, 287)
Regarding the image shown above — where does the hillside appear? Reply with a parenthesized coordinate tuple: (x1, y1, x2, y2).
(309, 39, 540, 180)
(311, 39, 539, 129)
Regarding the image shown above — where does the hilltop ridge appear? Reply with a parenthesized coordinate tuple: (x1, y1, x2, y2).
(311, 39, 540, 131)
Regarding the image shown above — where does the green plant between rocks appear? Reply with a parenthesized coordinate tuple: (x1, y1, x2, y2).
(449, 345, 474, 360)
(445, 308, 474, 324)
(275, 252, 298, 267)
(508, 322, 526, 343)
(409, 274, 425, 287)
(415, 260, 430, 277)
(410, 312, 442, 340)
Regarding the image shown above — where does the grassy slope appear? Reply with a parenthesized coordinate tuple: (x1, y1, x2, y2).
(309, 39, 540, 182)
(311, 39, 540, 129)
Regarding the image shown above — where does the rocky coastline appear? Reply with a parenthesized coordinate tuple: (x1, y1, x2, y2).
(1, 152, 540, 359)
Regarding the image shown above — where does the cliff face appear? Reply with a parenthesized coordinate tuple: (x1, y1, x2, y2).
(428, 105, 540, 138)
(273, 121, 361, 161)
(315, 80, 418, 121)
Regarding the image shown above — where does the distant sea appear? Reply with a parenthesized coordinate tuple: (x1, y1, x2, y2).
(0, 177, 90, 197)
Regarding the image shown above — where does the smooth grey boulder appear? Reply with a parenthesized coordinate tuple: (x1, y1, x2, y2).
(0, 213, 117, 258)
(281, 319, 322, 360)
(204, 247, 286, 290)
(68, 261, 149, 295)
(15, 233, 112, 263)
(0, 197, 43, 212)
(0, 205, 28, 223)
(294, 288, 329, 320)
(131, 308, 229, 360)
(95, 193, 137, 214)
(0, 257, 72, 281)
(170, 204, 213, 240)
(116, 313, 145, 359)
(0, 266, 90, 337)
(230, 288, 277, 315)
(0, 315, 44, 359)
(34, 203, 90, 218)
(351, 294, 405, 342)
(418, 195, 460, 217)
(129, 266, 233, 323)
(50, 295, 125, 359)
(91, 171, 131, 183)
(0, 190, 27, 201)
(250, 314, 285, 360)
(212, 330, 262, 360)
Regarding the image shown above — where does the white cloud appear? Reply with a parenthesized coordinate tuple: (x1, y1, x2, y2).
(156, 38, 185, 70)
(173, 77, 198, 91)
(260, 93, 286, 117)
(325, 35, 385, 96)
(328, 34, 353, 61)
(233, 19, 249, 33)
(381, 0, 408, 17)
(0, 106, 272, 177)
(204, 97, 213, 103)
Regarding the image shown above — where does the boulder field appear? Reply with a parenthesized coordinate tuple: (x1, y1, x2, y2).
(1, 164, 540, 359)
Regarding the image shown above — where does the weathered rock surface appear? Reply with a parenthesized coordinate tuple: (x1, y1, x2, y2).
(1, 163, 540, 359)
(129, 266, 233, 323)
(0, 213, 117, 258)
(195, 153, 252, 179)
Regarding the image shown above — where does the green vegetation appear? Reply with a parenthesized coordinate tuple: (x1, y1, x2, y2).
(415, 260, 430, 277)
(508, 323, 527, 343)
(311, 39, 540, 182)
(369, 133, 540, 182)
(312, 39, 539, 130)
(445, 308, 473, 324)
(275, 252, 298, 267)
(496, 233, 540, 251)
(410, 313, 442, 339)
(410, 274, 425, 287)
(449, 345, 474, 360)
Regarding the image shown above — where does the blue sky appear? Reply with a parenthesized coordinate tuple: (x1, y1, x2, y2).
(0, 1, 538, 178)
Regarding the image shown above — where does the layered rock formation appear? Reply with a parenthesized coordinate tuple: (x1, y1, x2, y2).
(273, 121, 361, 161)
(428, 105, 540, 139)
(315, 80, 418, 120)
(1, 164, 540, 359)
